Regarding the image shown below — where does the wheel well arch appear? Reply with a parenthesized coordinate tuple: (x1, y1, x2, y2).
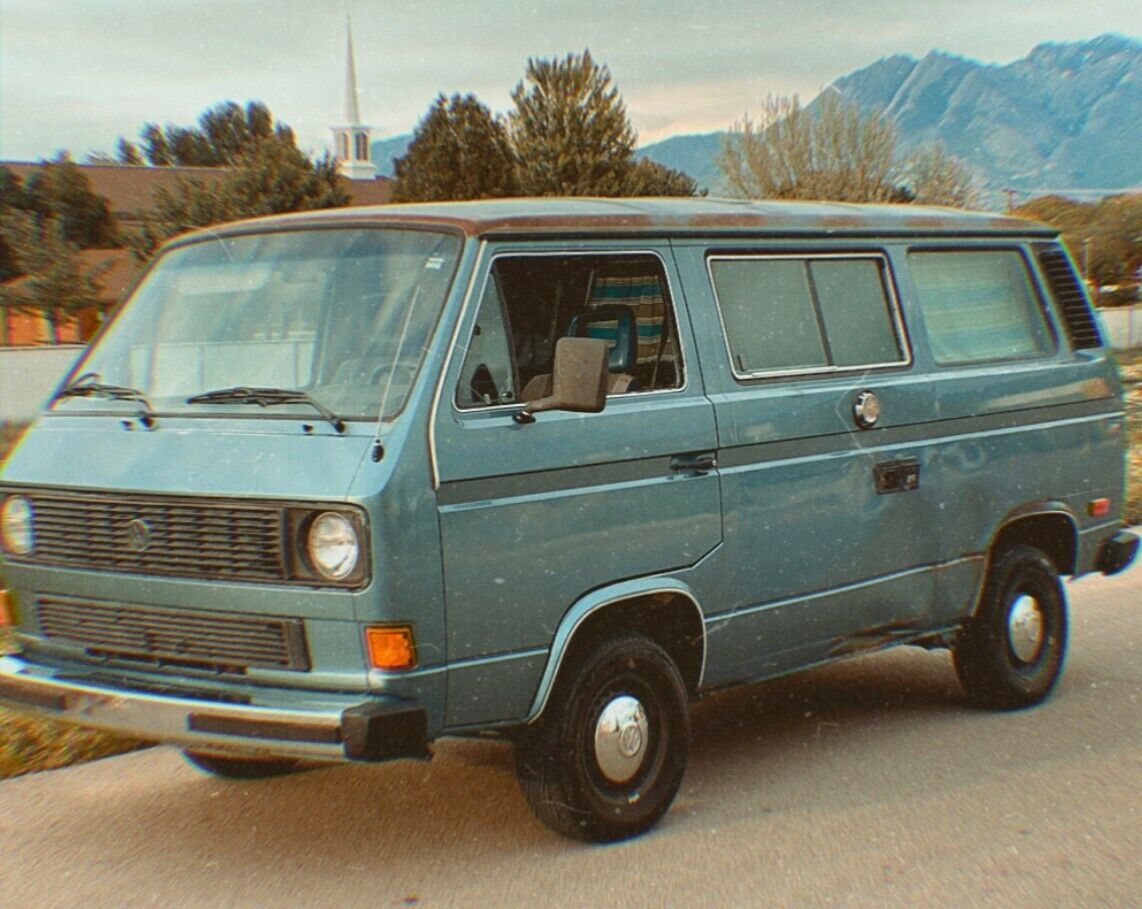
(988, 509, 1078, 576)
(529, 589, 705, 722)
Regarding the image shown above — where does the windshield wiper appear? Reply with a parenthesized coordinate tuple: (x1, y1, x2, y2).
(53, 374, 157, 427)
(185, 386, 345, 434)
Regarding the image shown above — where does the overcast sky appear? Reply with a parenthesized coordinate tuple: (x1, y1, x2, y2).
(1, 1, 1139, 162)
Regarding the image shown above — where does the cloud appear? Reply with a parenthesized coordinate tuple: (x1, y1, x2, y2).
(1, 0, 1139, 158)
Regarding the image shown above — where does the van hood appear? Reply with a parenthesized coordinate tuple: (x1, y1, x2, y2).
(0, 415, 375, 501)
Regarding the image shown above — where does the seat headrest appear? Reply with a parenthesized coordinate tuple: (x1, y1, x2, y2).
(567, 304, 637, 374)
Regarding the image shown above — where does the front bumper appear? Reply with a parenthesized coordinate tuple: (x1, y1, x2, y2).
(0, 654, 428, 763)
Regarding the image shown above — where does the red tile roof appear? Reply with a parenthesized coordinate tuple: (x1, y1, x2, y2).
(1, 161, 392, 222)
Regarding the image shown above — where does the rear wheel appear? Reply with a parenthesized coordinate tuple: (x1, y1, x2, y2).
(954, 545, 1068, 709)
(515, 634, 690, 842)
(182, 750, 303, 780)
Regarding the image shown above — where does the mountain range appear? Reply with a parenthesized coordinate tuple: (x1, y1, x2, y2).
(373, 33, 1141, 198)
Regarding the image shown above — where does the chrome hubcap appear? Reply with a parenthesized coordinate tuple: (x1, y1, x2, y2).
(1007, 594, 1046, 663)
(594, 695, 649, 784)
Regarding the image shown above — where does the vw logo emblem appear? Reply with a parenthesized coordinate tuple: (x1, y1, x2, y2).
(125, 518, 153, 553)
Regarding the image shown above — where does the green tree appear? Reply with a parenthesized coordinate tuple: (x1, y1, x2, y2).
(0, 167, 28, 281)
(136, 119, 349, 251)
(392, 94, 518, 202)
(507, 51, 695, 198)
(625, 158, 701, 197)
(0, 212, 107, 344)
(127, 101, 283, 167)
(115, 137, 145, 165)
(509, 50, 639, 196)
(0, 166, 29, 210)
(22, 154, 118, 247)
(1015, 193, 1142, 303)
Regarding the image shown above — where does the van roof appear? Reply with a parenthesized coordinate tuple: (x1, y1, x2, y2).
(193, 197, 1056, 241)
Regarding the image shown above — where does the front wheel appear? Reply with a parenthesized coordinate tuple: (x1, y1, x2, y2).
(953, 545, 1068, 709)
(515, 634, 690, 842)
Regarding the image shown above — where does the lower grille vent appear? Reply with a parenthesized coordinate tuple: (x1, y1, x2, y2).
(37, 597, 310, 672)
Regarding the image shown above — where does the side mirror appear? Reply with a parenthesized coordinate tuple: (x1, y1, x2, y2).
(513, 337, 609, 424)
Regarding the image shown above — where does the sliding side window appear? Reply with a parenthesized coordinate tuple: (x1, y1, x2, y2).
(709, 254, 905, 377)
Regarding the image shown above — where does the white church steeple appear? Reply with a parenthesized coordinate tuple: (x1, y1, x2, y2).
(331, 17, 375, 181)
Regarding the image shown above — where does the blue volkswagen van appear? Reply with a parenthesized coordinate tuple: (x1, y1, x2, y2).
(0, 199, 1136, 840)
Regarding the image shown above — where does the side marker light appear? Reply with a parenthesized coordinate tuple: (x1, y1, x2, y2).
(365, 626, 417, 671)
(1088, 498, 1111, 518)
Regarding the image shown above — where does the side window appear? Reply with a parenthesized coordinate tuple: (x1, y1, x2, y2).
(909, 250, 1053, 364)
(709, 254, 905, 377)
(455, 253, 684, 408)
(456, 274, 517, 407)
(810, 260, 902, 367)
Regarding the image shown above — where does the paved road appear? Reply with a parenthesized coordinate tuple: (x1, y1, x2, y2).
(1, 562, 1137, 908)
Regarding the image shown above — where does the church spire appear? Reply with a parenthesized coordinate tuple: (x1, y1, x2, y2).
(343, 16, 362, 125)
(331, 15, 375, 180)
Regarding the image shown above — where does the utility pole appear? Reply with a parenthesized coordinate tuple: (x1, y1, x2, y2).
(1082, 237, 1100, 306)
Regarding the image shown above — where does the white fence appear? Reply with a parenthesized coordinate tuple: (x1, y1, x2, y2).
(1098, 306, 1142, 350)
(0, 346, 85, 423)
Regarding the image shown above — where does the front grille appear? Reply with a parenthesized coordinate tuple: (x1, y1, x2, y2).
(37, 596, 310, 672)
(23, 489, 287, 582)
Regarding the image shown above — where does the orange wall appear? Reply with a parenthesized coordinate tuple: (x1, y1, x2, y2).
(2, 308, 102, 346)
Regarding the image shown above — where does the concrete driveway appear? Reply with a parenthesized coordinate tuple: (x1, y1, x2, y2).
(0, 560, 1137, 908)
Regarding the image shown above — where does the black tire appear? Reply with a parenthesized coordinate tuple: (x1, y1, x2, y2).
(515, 634, 690, 842)
(182, 750, 303, 780)
(953, 545, 1068, 710)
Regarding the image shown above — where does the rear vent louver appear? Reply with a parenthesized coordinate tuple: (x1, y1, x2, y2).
(1036, 246, 1104, 350)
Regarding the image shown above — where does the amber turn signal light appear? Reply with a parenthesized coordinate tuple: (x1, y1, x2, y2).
(0, 589, 13, 628)
(365, 625, 417, 671)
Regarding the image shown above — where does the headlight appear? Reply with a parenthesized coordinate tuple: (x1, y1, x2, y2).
(306, 511, 360, 580)
(0, 495, 34, 556)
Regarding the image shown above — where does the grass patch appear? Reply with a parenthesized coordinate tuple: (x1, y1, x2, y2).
(0, 699, 148, 780)
(0, 625, 147, 780)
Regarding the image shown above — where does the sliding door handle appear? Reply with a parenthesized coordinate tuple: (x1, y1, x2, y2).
(671, 453, 717, 474)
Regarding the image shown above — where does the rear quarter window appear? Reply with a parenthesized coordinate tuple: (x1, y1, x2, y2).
(908, 250, 1054, 365)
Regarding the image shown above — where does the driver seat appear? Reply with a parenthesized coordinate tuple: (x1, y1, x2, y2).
(520, 304, 638, 400)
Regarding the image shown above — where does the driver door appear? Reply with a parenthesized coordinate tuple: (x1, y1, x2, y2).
(433, 245, 723, 727)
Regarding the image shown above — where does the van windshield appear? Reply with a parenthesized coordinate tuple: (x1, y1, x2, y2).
(57, 227, 461, 422)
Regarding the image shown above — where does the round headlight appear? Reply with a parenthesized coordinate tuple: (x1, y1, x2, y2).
(1, 495, 34, 556)
(306, 512, 359, 580)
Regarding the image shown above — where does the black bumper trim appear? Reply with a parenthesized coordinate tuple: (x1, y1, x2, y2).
(1096, 531, 1139, 576)
(188, 712, 342, 745)
(341, 703, 429, 761)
